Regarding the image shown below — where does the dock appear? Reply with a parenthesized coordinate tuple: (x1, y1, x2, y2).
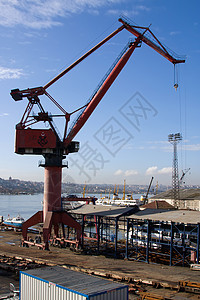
(1, 230, 200, 299)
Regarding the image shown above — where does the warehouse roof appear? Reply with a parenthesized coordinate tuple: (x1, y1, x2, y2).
(21, 266, 127, 296)
(70, 204, 139, 218)
(141, 200, 175, 209)
(128, 209, 200, 224)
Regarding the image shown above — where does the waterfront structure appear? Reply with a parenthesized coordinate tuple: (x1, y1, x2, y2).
(126, 209, 200, 266)
(69, 204, 200, 267)
(149, 189, 200, 210)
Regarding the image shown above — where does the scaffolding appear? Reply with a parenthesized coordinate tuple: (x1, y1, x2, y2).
(69, 206, 138, 258)
(50, 206, 200, 267)
(125, 218, 200, 266)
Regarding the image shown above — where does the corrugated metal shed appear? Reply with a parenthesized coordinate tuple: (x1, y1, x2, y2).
(70, 204, 138, 218)
(128, 209, 200, 224)
(20, 266, 128, 300)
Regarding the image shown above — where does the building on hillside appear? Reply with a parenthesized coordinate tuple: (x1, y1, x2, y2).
(149, 189, 200, 211)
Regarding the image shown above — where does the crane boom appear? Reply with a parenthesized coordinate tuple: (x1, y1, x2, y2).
(118, 18, 185, 64)
(64, 37, 142, 147)
(64, 18, 185, 146)
(43, 25, 125, 90)
(10, 25, 125, 101)
(179, 168, 190, 185)
(11, 17, 185, 156)
(44, 17, 185, 92)
(143, 176, 154, 205)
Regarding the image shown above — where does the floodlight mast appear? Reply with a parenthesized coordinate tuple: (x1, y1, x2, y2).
(10, 18, 185, 250)
(168, 133, 182, 208)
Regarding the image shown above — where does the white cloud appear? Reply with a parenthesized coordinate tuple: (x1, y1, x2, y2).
(107, 9, 138, 16)
(145, 166, 158, 175)
(114, 169, 138, 176)
(146, 166, 172, 175)
(158, 167, 172, 174)
(184, 144, 200, 151)
(107, 5, 150, 16)
(136, 5, 150, 12)
(146, 140, 200, 152)
(162, 143, 200, 152)
(146, 140, 169, 145)
(0, 0, 124, 29)
(125, 169, 138, 176)
(114, 169, 123, 176)
(0, 113, 9, 117)
(170, 31, 181, 36)
(0, 66, 23, 79)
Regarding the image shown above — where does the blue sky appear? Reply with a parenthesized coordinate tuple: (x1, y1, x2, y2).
(0, 0, 199, 187)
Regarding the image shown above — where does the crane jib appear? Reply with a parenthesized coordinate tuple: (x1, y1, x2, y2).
(64, 37, 142, 147)
(11, 17, 185, 155)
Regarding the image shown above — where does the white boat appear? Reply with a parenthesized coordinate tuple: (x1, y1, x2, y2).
(61, 194, 86, 210)
(62, 200, 84, 210)
(3, 215, 25, 228)
(96, 194, 142, 207)
(113, 198, 142, 207)
(96, 181, 143, 207)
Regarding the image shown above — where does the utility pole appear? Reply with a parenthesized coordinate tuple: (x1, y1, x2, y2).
(168, 133, 182, 208)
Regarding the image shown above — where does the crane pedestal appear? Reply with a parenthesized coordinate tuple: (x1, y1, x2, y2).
(21, 156, 81, 250)
(22, 210, 81, 250)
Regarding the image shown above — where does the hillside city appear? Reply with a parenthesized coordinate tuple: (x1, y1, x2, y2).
(0, 177, 198, 196)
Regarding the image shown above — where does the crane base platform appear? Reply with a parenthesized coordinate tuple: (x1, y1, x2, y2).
(21, 210, 81, 250)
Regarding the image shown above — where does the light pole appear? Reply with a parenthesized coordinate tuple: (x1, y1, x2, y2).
(168, 133, 182, 208)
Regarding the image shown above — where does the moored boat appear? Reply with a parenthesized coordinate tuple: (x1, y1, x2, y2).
(3, 215, 25, 228)
(96, 180, 143, 207)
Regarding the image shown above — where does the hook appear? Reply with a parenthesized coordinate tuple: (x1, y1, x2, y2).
(174, 64, 178, 91)
(174, 83, 178, 91)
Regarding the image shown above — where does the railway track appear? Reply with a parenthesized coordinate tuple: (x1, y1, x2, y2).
(1, 255, 200, 300)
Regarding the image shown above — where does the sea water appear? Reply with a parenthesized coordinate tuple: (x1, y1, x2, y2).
(0, 193, 145, 221)
(0, 194, 43, 220)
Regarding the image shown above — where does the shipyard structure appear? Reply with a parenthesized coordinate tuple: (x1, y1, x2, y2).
(150, 189, 200, 211)
(5, 16, 191, 300)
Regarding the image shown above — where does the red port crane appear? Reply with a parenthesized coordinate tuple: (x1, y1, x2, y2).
(11, 17, 185, 250)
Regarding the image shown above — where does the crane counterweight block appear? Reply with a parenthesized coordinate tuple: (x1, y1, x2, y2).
(10, 86, 45, 101)
(10, 89, 23, 101)
(15, 128, 57, 155)
(15, 127, 80, 155)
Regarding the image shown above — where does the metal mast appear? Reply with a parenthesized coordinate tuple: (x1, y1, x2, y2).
(168, 133, 182, 208)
